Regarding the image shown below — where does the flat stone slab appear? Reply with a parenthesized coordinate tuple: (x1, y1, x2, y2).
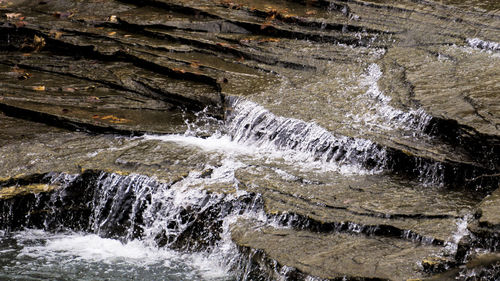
(0, 114, 218, 182)
(0, 0, 499, 179)
(231, 218, 443, 280)
(478, 188, 500, 229)
(0, 1, 499, 280)
(234, 165, 477, 243)
(0, 184, 59, 200)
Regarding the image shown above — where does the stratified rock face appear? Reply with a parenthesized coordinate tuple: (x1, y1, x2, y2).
(231, 219, 442, 280)
(0, 0, 499, 280)
(0, 0, 498, 184)
(478, 188, 500, 229)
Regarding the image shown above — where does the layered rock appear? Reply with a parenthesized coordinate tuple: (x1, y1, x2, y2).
(0, 0, 500, 280)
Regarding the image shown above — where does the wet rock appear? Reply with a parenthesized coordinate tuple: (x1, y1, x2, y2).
(235, 165, 477, 244)
(421, 256, 456, 274)
(0, 0, 498, 186)
(467, 188, 500, 252)
(0, 0, 499, 280)
(427, 253, 500, 281)
(477, 188, 500, 229)
(231, 218, 442, 280)
(0, 184, 58, 200)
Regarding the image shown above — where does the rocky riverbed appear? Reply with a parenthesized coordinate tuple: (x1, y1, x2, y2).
(0, 0, 499, 280)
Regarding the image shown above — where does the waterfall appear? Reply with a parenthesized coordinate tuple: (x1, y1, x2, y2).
(356, 63, 433, 136)
(225, 98, 387, 173)
(1, 171, 273, 279)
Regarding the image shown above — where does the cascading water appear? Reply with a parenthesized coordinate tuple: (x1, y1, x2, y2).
(225, 97, 387, 173)
(356, 63, 433, 137)
(0, 60, 475, 280)
(0, 90, 459, 280)
(467, 38, 500, 52)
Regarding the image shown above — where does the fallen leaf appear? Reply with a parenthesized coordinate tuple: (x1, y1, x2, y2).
(110, 119, 128, 124)
(108, 31, 116, 36)
(305, 10, 317, 15)
(123, 34, 132, 38)
(172, 67, 186, 74)
(5, 12, 22, 19)
(108, 15, 118, 23)
(18, 73, 31, 80)
(99, 115, 129, 124)
(34, 35, 44, 43)
(33, 35, 46, 51)
(32, 85, 45, 91)
(282, 13, 297, 19)
(49, 30, 63, 39)
(216, 42, 233, 48)
(190, 61, 200, 69)
(259, 38, 280, 43)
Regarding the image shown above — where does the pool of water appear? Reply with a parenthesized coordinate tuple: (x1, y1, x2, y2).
(0, 229, 234, 281)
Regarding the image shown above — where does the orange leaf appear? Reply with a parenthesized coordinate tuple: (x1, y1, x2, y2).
(100, 115, 115, 120)
(172, 67, 186, 73)
(32, 85, 45, 91)
(49, 30, 63, 39)
(260, 23, 271, 30)
(98, 115, 129, 123)
(216, 42, 232, 48)
(108, 15, 118, 23)
(190, 61, 200, 69)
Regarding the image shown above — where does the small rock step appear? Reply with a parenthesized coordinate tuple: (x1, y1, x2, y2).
(231, 218, 444, 280)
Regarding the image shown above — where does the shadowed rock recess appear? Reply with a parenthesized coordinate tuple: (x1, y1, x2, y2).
(0, 0, 499, 280)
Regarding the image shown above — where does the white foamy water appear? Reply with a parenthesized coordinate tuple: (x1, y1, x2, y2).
(144, 134, 258, 156)
(444, 215, 471, 256)
(467, 38, 500, 51)
(355, 63, 432, 135)
(0, 229, 231, 281)
(145, 97, 388, 175)
(144, 134, 376, 176)
(76, 169, 270, 280)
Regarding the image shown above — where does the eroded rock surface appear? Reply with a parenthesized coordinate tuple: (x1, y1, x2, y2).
(1, 0, 500, 280)
(231, 219, 442, 280)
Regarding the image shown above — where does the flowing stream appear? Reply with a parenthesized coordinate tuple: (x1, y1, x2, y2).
(0, 0, 499, 277)
(0, 94, 470, 280)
